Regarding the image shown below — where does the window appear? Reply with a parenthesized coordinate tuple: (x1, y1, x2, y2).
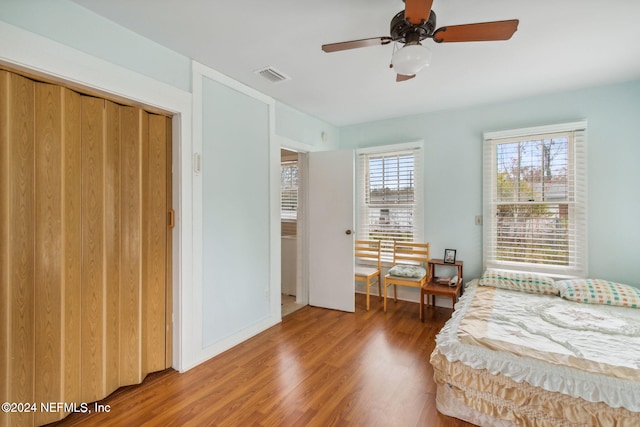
(281, 160, 298, 220)
(483, 121, 587, 277)
(357, 142, 424, 262)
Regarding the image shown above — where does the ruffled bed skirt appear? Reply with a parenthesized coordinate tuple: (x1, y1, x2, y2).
(431, 348, 639, 427)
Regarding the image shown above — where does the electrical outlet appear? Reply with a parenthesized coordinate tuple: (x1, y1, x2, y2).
(475, 215, 483, 225)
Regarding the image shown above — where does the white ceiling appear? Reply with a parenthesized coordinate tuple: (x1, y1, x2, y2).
(73, 0, 640, 127)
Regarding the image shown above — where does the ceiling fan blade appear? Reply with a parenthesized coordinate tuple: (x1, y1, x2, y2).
(404, 0, 434, 25)
(432, 20, 519, 43)
(396, 74, 416, 82)
(322, 37, 392, 53)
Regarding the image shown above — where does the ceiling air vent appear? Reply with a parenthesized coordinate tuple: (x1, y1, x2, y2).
(255, 66, 291, 83)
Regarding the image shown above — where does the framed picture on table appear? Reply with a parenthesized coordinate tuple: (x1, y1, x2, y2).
(444, 249, 456, 264)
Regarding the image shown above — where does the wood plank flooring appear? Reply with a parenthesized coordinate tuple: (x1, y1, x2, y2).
(52, 294, 475, 427)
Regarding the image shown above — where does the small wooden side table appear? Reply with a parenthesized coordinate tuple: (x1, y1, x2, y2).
(420, 258, 463, 321)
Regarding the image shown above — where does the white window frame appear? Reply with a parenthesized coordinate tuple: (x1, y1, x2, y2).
(280, 159, 298, 221)
(357, 141, 424, 263)
(483, 121, 587, 278)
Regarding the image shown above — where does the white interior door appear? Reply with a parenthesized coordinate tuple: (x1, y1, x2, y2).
(308, 150, 355, 312)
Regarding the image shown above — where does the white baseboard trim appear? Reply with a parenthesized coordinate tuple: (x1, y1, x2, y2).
(181, 315, 281, 373)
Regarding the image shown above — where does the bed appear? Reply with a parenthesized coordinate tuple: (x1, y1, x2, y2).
(430, 272, 640, 427)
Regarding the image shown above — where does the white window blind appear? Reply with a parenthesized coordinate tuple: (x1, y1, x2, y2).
(483, 121, 587, 278)
(357, 143, 424, 262)
(281, 160, 298, 220)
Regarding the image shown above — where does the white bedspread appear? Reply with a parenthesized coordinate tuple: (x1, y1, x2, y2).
(436, 280, 640, 412)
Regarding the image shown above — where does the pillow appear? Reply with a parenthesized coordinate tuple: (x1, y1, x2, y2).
(387, 265, 426, 279)
(479, 270, 558, 295)
(556, 279, 640, 308)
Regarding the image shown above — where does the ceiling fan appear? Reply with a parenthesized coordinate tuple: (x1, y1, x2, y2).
(321, 0, 519, 82)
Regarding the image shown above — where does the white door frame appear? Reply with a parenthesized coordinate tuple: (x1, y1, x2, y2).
(277, 136, 318, 306)
(295, 151, 310, 305)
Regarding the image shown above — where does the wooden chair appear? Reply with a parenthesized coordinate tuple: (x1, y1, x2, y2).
(384, 242, 430, 317)
(354, 240, 382, 311)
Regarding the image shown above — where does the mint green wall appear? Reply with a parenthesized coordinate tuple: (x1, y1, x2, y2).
(276, 102, 340, 148)
(201, 78, 271, 346)
(340, 80, 640, 286)
(0, 1, 338, 147)
(0, 0, 192, 91)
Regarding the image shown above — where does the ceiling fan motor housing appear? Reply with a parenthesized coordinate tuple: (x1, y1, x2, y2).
(390, 10, 437, 43)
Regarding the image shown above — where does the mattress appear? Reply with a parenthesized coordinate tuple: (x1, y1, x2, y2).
(431, 279, 640, 424)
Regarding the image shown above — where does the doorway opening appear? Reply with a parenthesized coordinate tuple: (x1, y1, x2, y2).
(280, 148, 307, 317)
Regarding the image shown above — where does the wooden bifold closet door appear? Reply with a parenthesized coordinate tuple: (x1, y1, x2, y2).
(0, 70, 172, 426)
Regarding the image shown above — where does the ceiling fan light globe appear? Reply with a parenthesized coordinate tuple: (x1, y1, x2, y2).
(391, 44, 432, 75)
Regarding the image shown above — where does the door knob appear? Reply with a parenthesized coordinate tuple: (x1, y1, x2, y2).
(345, 229, 352, 235)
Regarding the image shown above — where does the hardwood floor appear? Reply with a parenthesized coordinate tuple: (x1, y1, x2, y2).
(53, 294, 475, 427)
(282, 293, 305, 318)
